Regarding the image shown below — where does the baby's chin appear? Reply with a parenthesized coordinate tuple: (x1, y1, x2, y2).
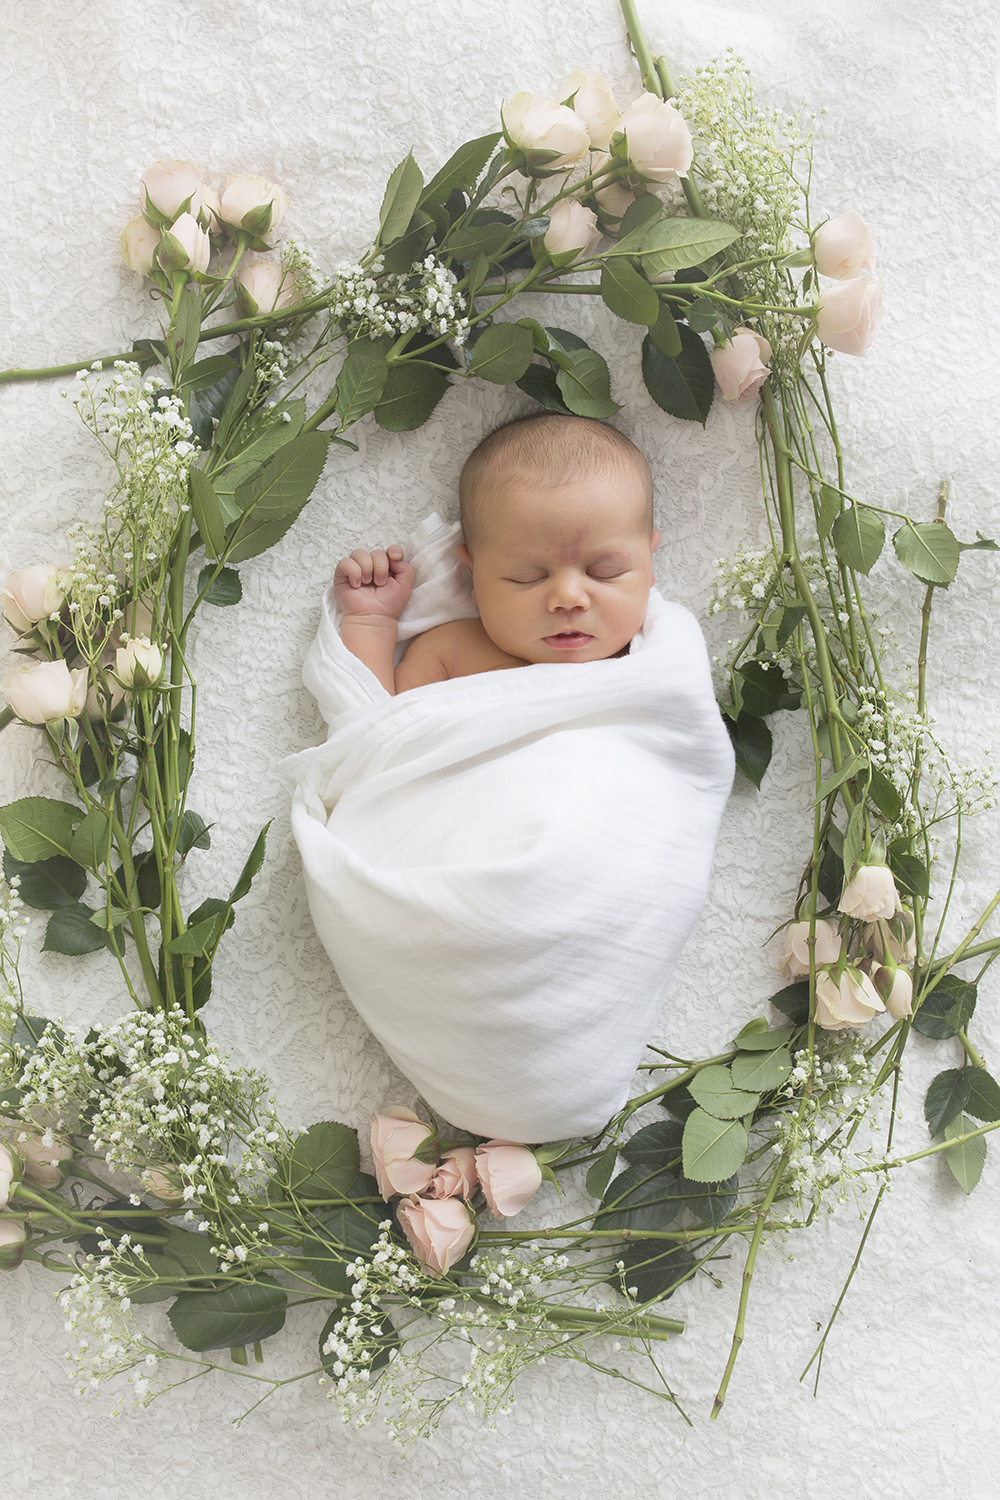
(523, 634, 634, 664)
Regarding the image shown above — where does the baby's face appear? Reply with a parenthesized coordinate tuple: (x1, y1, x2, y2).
(457, 470, 660, 665)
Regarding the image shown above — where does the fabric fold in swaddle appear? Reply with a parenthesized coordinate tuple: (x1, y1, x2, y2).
(287, 513, 734, 1142)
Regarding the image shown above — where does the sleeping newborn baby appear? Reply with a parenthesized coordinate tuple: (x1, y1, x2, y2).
(288, 412, 734, 1144)
(334, 414, 660, 691)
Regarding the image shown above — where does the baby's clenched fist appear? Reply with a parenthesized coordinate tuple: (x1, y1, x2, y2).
(333, 545, 415, 619)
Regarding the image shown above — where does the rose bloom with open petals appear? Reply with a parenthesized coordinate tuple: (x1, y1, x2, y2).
(814, 210, 875, 281)
(2, 565, 67, 633)
(426, 1147, 478, 1200)
(141, 159, 204, 220)
(816, 275, 883, 355)
(503, 92, 591, 175)
(370, 1108, 437, 1198)
(559, 69, 620, 150)
(839, 863, 901, 923)
(397, 1194, 475, 1274)
(542, 200, 603, 264)
(475, 1140, 542, 1218)
(777, 918, 843, 979)
(4, 660, 88, 724)
(710, 329, 772, 403)
(120, 217, 162, 277)
(617, 93, 693, 182)
(814, 967, 886, 1030)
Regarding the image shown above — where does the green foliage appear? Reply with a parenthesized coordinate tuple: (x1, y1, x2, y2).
(273, 1121, 361, 1201)
(0, 798, 80, 863)
(302, 1195, 385, 1296)
(831, 505, 885, 574)
(681, 1110, 749, 1183)
(470, 323, 534, 384)
(733, 1019, 796, 1051)
(168, 1276, 288, 1352)
(599, 259, 659, 326)
(334, 340, 389, 426)
(924, 1068, 971, 1136)
(912, 975, 977, 1040)
(607, 1242, 697, 1304)
(725, 710, 772, 787)
(647, 302, 683, 357)
(731, 1046, 792, 1093)
(196, 565, 242, 607)
(605, 215, 740, 272)
(892, 520, 960, 586)
(768, 983, 811, 1026)
(641, 325, 714, 424)
(585, 1142, 619, 1200)
(377, 153, 424, 247)
(189, 467, 226, 559)
(555, 347, 619, 418)
(943, 1114, 986, 1195)
(69, 808, 113, 870)
(888, 849, 929, 899)
(42, 903, 112, 955)
(2, 851, 86, 909)
(964, 1066, 1000, 1123)
(374, 361, 449, 430)
(688, 1065, 760, 1119)
(597, 1162, 681, 1232)
(233, 433, 334, 523)
(619, 1120, 684, 1166)
(420, 133, 502, 205)
(736, 660, 801, 718)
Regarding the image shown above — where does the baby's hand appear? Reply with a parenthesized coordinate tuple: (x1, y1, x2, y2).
(333, 545, 415, 620)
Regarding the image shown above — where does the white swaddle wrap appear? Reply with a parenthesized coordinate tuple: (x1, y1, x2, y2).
(286, 514, 735, 1142)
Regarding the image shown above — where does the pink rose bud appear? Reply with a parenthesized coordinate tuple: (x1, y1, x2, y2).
(370, 1108, 438, 1199)
(503, 92, 591, 175)
(141, 159, 204, 221)
(863, 910, 916, 966)
(0, 1218, 26, 1272)
(236, 258, 300, 316)
(220, 174, 290, 242)
(2, 566, 67, 633)
(777, 918, 844, 979)
(710, 329, 772, 403)
(558, 70, 620, 150)
(874, 965, 913, 1020)
(814, 966, 886, 1030)
(397, 1194, 475, 1274)
(13, 1129, 72, 1190)
(427, 1146, 479, 1200)
(4, 660, 88, 724)
(816, 275, 883, 355)
(475, 1140, 543, 1218)
(813, 211, 875, 281)
(159, 212, 212, 275)
(0, 1143, 20, 1209)
(542, 200, 603, 264)
(120, 216, 163, 278)
(839, 864, 901, 923)
(617, 93, 693, 182)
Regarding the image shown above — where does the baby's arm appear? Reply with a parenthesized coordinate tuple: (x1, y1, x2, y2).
(333, 546, 415, 695)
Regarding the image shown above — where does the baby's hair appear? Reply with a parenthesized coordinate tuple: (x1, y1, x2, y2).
(459, 413, 653, 549)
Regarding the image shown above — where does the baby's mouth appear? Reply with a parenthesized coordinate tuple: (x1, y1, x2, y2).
(543, 631, 594, 650)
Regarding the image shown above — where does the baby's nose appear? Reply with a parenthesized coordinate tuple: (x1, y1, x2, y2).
(547, 571, 589, 609)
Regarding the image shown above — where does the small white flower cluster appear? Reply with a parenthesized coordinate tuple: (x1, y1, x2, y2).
(330, 255, 469, 343)
(280, 238, 322, 303)
(0, 877, 29, 1011)
(69, 362, 198, 580)
(256, 340, 290, 390)
(58, 1258, 163, 1405)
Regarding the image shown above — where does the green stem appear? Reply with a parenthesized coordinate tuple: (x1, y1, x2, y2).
(618, 0, 661, 94)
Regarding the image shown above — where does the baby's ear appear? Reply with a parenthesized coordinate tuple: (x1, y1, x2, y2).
(650, 529, 661, 553)
(456, 542, 473, 571)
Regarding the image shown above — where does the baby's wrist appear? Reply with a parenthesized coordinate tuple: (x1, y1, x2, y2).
(340, 611, 401, 633)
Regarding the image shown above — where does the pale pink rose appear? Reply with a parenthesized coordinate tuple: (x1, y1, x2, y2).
(839, 864, 901, 923)
(220, 174, 290, 242)
(710, 329, 772, 403)
(617, 93, 693, 182)
(236, 258, 300, 315)
(2, 566, 67, 633)
(816, 275, 883, 355)
(0, 1218, 26, 1271)
(863, 910, 916, 966)
(559, 70, 620, 150)
(475, 1140, 543, 1218)
(503, 92, 591, 175)
(427, 1147, 479, 1200)
(13, 1129, 72, 1190)
(142, 1168, 185, 1205)
(542, 200, 602, 263)
(0, 1144, 19, 1209)
(814, 967, 885, 1030)
(141, 160, 204, 220)
(120, 216, 162, 277)
(814, 211, 875, 281)
(161, 212, 211, 274)
(777, 918, 844, 980)
(370, 1109, 437, 1199)
(4, 660, 88, 724)
(397, 1194, 475, 1274)
(874, 965, 913, 1020)
(592, 158, 636, 224)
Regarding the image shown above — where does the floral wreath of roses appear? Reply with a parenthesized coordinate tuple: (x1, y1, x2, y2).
(0, 0, 997, 1446)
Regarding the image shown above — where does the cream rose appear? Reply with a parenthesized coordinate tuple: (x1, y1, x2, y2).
(475, 1140, 543, 1218)
(159, 212, 211, 275)
(814, 967, 886, 1030)
(14, 1129, 72, 1190)
(503, 92, 591, 175)
(617, 93, 693, 182)
(777, 918, 844, 980)
(236, 258, 300, 315)
(2, 566, 67, 633)
(814, 211, 875, 281)
(710, 329, 772, 403)
(141, 159, 204, 220)
(0, 1218, 26, 1272)
(220, 174, 289, 242)
(559, 70, 620, 150)
(0, 1143, 19, 1209)
(115, 637, 165, 688)
(120, 217, 162, 278)
(4, 660, 88, 724)
(542, 200, 603, 264)
(839, 864, 901, 923)
(874, 965, 913, 1020)
(816, 275, 883, 356)
(863, 910, 916, 966)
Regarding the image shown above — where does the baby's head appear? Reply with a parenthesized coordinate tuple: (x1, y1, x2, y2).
(457, 413, 660, 665)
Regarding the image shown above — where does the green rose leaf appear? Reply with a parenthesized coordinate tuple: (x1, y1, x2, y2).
(731, 1046, 792, 1093)
(888, 850, 930, 899)
(688, 1065, 760, 1120)
(234, 432, 334, 522)
(13, 1013, 65, 1059)
(737, 660, 802, 718)
(126, 1254, 192, 1304)
(445, 222, 512, 261)
(333, 340, 389, 427)
(379, 209, 434, 274)
(175, 809, 212, 856)
(0, 798, 81, 863)
(868, 764, 902, 823)
(681, 1110, 749, 1183)
(924, 1068, 971, 1136)
(374, 362, 449, 431)
(597, 1163, 682, 1232)
(69, 808, 113, 871)
(189, 467, 226, 560)
(165, 916, 221, 957)
(963, 1067, 1000, 1123)
(769, 982, 811, 1026)
(515, 364, 573, 414)
(275, 1121, 361, 1201)
(599, 259, 659, 326)
(732, 1023, 797, 1052)
(470, 322, 534, 384)
(196, 564, 242, 607)
(684, 297, 720, 334)
(168, 1276, 288, 1352)
(377, 152, 424, 247)
(673, 1172, 740, 1229)
(42, 903, 113, 956)
(604, 1242, 696, 1305)
(616, 194, 663, 238)
(944, 1114, 987, 1195)
(619, 1120, 684, 1168)
(179, 353, 237, 393)
(647, 302, 683, 357)
(605, 216, 740, 271)
(585, 1142, 619, 1201)
(892, 520, 960, 587)
(641, 325, 714, 425)
(302, 1197, 385, 1296)
(1, 852, 86, 910)
(725, 710, 772, 788)
(555, 347, 620, 419)
(831, 505, 885, 574)
(817, 484, 841, 540)
(420, 133, 501, 205)
(229, 821, 270, 903)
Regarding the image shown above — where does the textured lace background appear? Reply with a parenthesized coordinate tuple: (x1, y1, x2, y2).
(1, 1, 998, 1494)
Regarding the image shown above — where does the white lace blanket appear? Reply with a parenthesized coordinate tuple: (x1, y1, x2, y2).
(286, 515, 734, 1140)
